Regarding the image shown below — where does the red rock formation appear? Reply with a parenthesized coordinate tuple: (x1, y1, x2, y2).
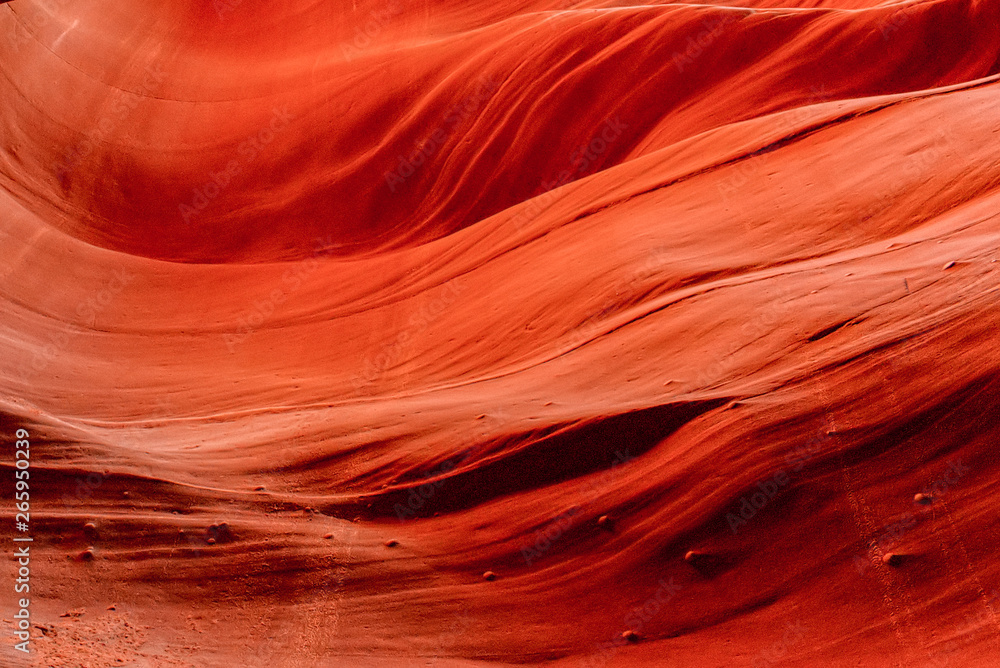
(2, 0, 1000, 665)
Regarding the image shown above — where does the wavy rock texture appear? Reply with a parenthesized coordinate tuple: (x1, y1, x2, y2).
(2, 0, 1000, 666)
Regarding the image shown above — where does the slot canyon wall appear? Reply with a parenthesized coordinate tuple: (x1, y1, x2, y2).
(2, 0, 1000, 665)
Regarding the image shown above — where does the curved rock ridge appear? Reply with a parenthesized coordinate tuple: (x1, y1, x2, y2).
(2, 0, 1000, 666)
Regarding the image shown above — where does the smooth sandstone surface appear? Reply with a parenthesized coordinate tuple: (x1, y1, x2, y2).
(2, 0, 1000, 666)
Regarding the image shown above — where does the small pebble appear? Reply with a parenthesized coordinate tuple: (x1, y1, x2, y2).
(597, 515, 612, 530)
(384, 539, 399, 547)
(684, 550, 702, 563)
(323, 533, 334, 540)
(79, 548, 95, 561)
(482, 570, 497, 581)
(943, 261, 956, 270)
(882, 552, 902, 567)
(914, 493, 932, 505)
(622, 629, 640, 643)
(206, 538, 216, 545)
